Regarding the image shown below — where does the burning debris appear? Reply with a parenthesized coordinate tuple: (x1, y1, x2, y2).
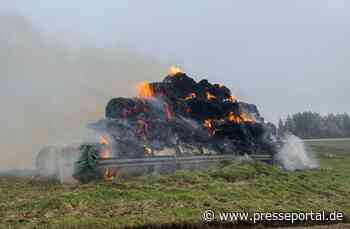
(36, 67, 278, 182)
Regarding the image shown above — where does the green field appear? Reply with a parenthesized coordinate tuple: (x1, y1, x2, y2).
(1, 139, 350, 228)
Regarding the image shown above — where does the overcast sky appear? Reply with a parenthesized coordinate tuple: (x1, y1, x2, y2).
(1, 1, 350, 122)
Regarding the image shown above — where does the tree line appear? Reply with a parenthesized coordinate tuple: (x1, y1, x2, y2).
(278, 112, 350, 139)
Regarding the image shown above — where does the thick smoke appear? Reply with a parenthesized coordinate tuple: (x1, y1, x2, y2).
(276, 134, 319, 171)
(0, 15, 166, 172)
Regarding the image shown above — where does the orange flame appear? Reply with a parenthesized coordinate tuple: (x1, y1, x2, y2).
(227, 112, 255, 124)
(227, 112, 241, 123)
(184, 93, 196, 100)
(99, 136, 109, 145)
(104, 168, 115, 182)
(240, 112, 256, 123)
(100, 136, 116, 181)
(168, 66, 183, 77)
(137, 81, 155, 99)
(203, 119, 213, 129)
(99, 135, 112, 159)
(203, 119, 215, 136)
(205, 92, 217, 100)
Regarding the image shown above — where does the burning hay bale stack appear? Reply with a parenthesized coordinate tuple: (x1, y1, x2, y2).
(36, 67, 278, 182)
(102, 67, 275, 155)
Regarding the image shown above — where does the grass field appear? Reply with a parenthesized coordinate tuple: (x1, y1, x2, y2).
(1, 139, 350, 228)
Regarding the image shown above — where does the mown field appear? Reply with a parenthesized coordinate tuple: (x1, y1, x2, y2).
(1, 139, 350, 229)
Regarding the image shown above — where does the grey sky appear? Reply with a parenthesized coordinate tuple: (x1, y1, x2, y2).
(1, 1, 350, 122)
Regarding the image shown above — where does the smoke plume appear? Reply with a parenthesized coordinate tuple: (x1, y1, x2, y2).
(276, 134, 319, 171)
(0, 15, 165, 171)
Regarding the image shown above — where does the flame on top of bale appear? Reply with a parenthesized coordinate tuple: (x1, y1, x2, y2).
(168, 66, 183, 77)
(137, 81, 155, 99)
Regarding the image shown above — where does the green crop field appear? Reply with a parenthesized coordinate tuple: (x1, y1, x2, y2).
(1, 139, 350, 229)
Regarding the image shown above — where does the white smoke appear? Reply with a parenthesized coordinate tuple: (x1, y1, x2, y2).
(276, 134, 319, 171)
(35, 145, 81, 184)
(0, 15, 166, 173)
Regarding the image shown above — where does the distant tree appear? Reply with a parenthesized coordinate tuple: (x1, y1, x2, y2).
(278, 112, 350, 139)
(278, 118, 284, 136)
(343, 113, 350, 136)
(284, 115, 296, 135)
